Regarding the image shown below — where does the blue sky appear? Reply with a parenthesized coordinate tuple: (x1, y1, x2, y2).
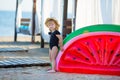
(0, 0, 32, 12)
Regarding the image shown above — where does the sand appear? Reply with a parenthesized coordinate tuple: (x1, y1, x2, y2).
(0, 66, 120, 80)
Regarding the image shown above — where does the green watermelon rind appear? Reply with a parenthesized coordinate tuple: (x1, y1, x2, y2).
(64, 24, 120, 44)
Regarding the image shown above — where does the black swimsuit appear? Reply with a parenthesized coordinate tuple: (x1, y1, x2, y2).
(49, 30, 60, 50)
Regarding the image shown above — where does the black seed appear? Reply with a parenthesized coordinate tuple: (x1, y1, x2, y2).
(73, 57, 76, 60)
(110, 38, 113, 42)
(77, 48, 81, 51)
(110, 50, 114, 54)
(85, 58, 89, 61)
(116, 54, 120, 57)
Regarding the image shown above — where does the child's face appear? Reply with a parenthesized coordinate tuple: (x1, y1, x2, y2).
(47, 21, 56, 31)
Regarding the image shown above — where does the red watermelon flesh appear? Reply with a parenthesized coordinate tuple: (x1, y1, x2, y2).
(56, 32, 120, 75)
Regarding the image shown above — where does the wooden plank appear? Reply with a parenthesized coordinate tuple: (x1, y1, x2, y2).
(20, 23, 29, 26)
(21, 18, 30, 22)
(0, 58, 50, 68)
(0, 48, 28, 52)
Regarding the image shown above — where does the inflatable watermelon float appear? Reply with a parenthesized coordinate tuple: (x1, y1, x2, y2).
(56, 24, 120, 75)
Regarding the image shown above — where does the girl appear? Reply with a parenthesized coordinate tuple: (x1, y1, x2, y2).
(45, 18, 64, 72)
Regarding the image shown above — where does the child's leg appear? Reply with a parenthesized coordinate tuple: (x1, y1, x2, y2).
(49, 49, 52, 69)
(51, 46, 58, 71)
(49, 49, 52, 62)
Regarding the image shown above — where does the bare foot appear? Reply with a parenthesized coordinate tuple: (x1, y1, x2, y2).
(47, 69, 56, 73)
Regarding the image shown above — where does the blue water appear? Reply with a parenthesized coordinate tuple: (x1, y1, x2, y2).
(0, 10, 32, 36)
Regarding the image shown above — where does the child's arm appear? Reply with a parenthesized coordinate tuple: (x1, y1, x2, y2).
(56, 35, 64, 51)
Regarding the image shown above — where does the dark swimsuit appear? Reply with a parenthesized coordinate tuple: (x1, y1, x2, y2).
(49, 30, 60, 50)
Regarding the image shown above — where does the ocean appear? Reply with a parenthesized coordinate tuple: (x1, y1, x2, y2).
(0, 10, 32, 36)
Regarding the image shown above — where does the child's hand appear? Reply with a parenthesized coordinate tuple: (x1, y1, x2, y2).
(60, 46, 64, 52)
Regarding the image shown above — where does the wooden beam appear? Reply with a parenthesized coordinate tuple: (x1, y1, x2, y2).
(63, 0, 68, 20)
(41, 35, 44, 48)
(62, 0, 68, 39)
(40, 0, 44, 48)
(31, 0, 36, 43)
(14, 0, 18, 42)
(73, 0, 77, 31)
